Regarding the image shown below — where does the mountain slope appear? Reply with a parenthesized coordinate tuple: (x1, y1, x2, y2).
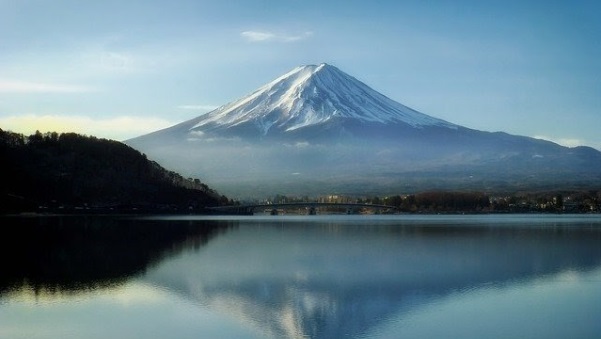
(192, 63, 456, 133)
(134, 63, 457, 143)
(127, 64, 601, 197)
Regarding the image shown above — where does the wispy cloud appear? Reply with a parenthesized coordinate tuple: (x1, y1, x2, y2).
(80, 48, 146, 75)
(0, 114, 172, 141)
(77, 35, 182, 76)
(241, 30, 313, 43)
(0, 80, 95, 94)
(241, 31, 275, 42)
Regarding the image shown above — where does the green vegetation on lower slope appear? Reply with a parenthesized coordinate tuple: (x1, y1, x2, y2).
(1, 129, 230, 213)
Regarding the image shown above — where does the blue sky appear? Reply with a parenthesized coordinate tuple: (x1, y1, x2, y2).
(1, 0, 600, 149)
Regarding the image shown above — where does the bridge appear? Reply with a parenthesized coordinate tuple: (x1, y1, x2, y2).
(208, 202, 396, 215)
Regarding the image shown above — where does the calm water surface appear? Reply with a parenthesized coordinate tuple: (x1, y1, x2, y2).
(1, 214, 600, 338)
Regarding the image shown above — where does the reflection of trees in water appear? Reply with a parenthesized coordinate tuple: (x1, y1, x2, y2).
(0, 216, 232, 295)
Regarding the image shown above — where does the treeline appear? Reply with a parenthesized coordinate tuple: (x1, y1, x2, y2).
(361, 191, 491, 213)
(361, 191, 600, 213)
(1, 129, 231, 213)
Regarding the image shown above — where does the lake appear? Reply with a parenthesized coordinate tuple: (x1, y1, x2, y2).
(1, 214, 601, 338)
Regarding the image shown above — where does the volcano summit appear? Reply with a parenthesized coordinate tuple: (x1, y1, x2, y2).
(127, 64, 601, 197)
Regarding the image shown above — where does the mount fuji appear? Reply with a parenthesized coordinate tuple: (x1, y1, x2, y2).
(127, 63, 601, 197)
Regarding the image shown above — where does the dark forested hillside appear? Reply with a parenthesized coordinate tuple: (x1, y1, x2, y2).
(1, 129, 229, 213)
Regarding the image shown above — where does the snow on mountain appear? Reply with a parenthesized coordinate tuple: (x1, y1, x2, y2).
(126, 63, 601, 198)
(185, 63, 456, 136)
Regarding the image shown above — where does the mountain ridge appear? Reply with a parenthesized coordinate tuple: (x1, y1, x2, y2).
(126, 64, 601, 198)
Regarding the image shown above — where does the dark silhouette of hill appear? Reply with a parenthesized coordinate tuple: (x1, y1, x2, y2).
(0, 129, 229, 213)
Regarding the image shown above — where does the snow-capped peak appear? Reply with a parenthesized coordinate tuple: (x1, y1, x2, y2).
(190, 63, 456, 135)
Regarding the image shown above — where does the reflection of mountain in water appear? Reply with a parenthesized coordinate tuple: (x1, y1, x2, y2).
(144, 220, 601, 339)
(0, 216, 230, 294)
